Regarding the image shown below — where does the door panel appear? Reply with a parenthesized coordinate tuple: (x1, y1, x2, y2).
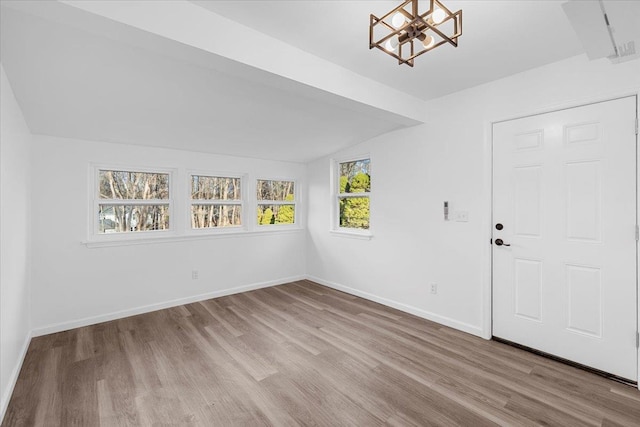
(514, 166, 542, 237)
(514, 258, 542, 321)
(492, 96, 637, 381)
(566, 264, 602, 337)
(566, 160, 601, 241)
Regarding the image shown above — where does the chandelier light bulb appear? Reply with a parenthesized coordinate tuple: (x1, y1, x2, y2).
(391, 12, 406, 28)
(384, 37, 399, 52)
(422, 34, 435, 49)
(432, 8, 446, 24)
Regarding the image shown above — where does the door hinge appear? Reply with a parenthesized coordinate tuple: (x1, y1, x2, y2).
(636, 331, 639, 349)
(636, 117, 639, 135)
(636, 225, 639, 241)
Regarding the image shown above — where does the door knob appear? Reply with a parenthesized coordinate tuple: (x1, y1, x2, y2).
(495, 238, 511, 247)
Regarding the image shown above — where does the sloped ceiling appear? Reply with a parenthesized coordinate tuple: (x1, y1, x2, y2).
(195, 0, 585, 101)
(0, 1, 591, 162)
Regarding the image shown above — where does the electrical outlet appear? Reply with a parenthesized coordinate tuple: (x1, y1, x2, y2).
(430, 283, 438, 294)
(192, 270, 199, 280)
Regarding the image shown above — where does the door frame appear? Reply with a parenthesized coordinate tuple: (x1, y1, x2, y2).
(483, 91, 640, 388)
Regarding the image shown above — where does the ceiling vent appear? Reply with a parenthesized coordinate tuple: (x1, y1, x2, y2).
(562, 0, 639, 64)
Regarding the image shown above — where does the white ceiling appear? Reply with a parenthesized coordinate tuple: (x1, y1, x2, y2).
(1, 3, 414, 163)
(194, 1, 585, 100)
(0, 1, 594, 162)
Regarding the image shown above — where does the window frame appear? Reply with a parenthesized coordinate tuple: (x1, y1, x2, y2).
(255, 177, 299, 228)
(85, 166, 303, 248)
(331, 155, 373, 239)
(89, 164, 176, 242)
(186, 171, 247, 234)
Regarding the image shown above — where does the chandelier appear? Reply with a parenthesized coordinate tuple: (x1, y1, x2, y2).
(369, 0, 462, 67)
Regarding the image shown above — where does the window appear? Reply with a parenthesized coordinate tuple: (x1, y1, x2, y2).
(97, 169, 170, 234)
(256, 179, 296, 225)
(190, 175, 243, 229)
(337, 158, 371, 230)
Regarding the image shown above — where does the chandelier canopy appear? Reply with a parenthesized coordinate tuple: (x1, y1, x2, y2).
(369, 0, 463, 67)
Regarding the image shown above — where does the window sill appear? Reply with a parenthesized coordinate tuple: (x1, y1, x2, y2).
(83, 228, 304, 248)
(330, 229, 373, 240)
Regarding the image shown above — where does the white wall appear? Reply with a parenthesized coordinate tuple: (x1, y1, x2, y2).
(29, 136, 307, 334)
(307, 55, 640, 338)
(0, 64, 32, 417)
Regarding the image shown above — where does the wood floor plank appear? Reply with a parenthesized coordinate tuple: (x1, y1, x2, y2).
(3, 281, 640, 426)
(204, 324, 279, 382)
(32, 347, 63, 427)
(197, 300, 245, 338)
(60, 357, 99, 426)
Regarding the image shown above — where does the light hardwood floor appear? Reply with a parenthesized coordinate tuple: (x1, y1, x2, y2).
(3, 280, 640, 426)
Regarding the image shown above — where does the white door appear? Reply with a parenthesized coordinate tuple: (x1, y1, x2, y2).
(492, 96, 638, 381)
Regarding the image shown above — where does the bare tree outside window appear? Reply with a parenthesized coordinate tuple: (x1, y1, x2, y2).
(190, 175, 242, 229)
(98, 170, 170, 233)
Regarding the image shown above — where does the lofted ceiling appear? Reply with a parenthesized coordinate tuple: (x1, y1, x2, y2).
(195, 0, 585, 101)
(0, 1, 593, 162)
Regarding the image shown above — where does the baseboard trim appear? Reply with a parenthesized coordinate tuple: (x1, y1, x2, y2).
(306, 275, 484, 337)
(31, 275, 305, 337)
(1, 330, 32, 424)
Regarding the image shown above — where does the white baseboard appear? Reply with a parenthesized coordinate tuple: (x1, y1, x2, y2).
(306, 275, 484, 338)
(31, 275, 305, 337)
(1, 330, 32, 424)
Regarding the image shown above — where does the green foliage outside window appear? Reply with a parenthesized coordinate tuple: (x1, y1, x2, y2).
(276, 194, 295, 224)
(257, 180, 295, 225)
(339, 159, 371, 229)
(258, 207, 274, 225)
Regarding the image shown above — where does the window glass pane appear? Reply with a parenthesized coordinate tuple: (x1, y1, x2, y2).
(98, 205, 169, 233)
(339, 197, 369, 229)
(257, 180, 295, 201)
(191, 205, 242, 229)
(191, 176, 241, 201)
(339, 159, 370, 194)
(257, 204, 295, 225)
(99, 170, 169, 200)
